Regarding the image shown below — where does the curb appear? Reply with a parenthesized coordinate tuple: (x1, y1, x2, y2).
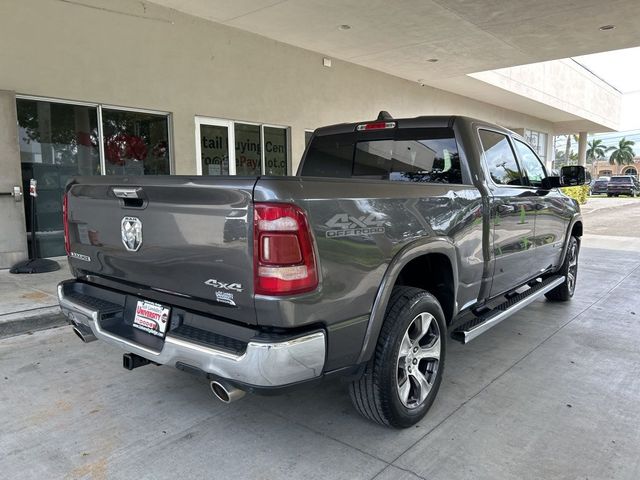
(0, 306, 68, 339)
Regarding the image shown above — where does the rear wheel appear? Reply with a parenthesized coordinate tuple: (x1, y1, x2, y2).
(545, 236, 579, 301)
(349, 287, 446, 428)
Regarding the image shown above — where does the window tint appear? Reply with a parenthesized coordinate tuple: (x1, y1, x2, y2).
(479, 130, 523, 186)
(301, 134, 354, 177)
(302, 128, 463, 184)
(354, 137, 461, 183)
(514, 139, 546, 187)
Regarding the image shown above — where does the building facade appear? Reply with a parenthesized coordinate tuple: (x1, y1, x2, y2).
(591, 158, 640, 178)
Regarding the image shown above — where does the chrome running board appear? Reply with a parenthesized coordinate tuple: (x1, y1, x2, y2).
(452, 275, 566, 344)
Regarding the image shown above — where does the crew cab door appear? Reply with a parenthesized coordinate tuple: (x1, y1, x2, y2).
(478, 129, 537, 297)
(513, 139, 570, 272)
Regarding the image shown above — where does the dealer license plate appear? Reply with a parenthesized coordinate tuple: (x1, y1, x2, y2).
(132, 300, 171, 338)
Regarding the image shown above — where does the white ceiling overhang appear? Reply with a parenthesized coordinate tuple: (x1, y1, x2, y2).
(150, 0, 640, 130)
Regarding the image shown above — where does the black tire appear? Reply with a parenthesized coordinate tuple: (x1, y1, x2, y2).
(607, 194, 613, 197)
(349, 286, 446, 428)
(545, 236, 579, 301)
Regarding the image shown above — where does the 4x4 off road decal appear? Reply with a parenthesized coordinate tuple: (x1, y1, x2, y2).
(205, 278, 243, 306)
(325, 213, 385, 238)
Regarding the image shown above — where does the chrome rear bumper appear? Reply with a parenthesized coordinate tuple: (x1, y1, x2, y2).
(57, 281, 326, 387)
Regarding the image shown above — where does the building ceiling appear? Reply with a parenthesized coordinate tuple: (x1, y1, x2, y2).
(149, 0, 640, 83)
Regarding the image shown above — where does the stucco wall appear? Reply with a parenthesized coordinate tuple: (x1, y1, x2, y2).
(470, 59, 621, 132)
(0, 0, 556, 175)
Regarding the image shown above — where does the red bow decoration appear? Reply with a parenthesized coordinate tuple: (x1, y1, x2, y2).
(105, 134, 148, 165)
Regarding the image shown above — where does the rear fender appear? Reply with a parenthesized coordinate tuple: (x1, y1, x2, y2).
(356, 238, 459, 363)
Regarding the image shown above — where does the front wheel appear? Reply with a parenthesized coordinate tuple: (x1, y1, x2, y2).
(545, 236, 579, 301)
(349, 287, 446, 428)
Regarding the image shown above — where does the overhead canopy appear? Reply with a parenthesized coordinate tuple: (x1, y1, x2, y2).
(151, 0, 640, 132)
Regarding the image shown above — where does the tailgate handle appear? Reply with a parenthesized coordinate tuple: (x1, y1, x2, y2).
(113, 187, 142, 199)
(113, 187, 146, 208)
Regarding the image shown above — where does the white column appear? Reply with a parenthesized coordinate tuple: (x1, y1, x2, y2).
(577, 131, 588, 167)
(0, 90, 28, 267)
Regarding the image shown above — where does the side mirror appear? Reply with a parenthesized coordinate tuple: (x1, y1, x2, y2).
(560, 165, 586, 187)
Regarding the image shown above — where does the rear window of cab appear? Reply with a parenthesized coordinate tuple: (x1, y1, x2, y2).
(301, 128, 465, 184)
(609, 177, 633, 183)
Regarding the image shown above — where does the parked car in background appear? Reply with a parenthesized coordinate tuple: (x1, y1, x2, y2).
(590, 177, 610, 195)
(607, 175, 640, 197)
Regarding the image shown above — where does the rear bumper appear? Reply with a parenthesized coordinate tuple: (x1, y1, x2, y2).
(57, 280, 326, 387)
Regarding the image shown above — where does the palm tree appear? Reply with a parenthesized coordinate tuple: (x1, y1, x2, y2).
(586, 138, 607, 162)
(608, 138, 636, 166)
(562, 134, 580, 165)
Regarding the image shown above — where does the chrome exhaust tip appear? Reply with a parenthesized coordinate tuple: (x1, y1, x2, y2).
(72, 324, 97, 343)
(210, 380, 245, 403)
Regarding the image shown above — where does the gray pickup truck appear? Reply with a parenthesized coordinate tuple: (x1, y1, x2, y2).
(58, 113, 585, 428)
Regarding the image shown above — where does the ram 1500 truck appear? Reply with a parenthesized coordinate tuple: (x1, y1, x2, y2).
(58, 113, 585, 428)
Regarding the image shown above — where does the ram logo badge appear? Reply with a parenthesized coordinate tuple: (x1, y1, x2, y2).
(121, 216, 143, 252)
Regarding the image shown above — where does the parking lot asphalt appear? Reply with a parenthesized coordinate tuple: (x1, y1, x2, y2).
(2, 200, 640, 480)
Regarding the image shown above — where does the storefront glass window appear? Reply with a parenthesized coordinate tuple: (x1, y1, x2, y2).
(200, 124, 230, 175)
(234, 123, 261, 176)
(264, 126, 288, 176)
(17, 98, 172, 259)
(197, 118, 289, 176)
(102, 109, 170, 175)
(17, 99, 100, 257)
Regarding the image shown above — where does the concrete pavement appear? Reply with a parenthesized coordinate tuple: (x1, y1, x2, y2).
(1, 241, 638, 479)
(0, 258, 69, 337)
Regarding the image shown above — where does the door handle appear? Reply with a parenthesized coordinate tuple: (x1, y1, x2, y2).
(497, 204, 516, 214)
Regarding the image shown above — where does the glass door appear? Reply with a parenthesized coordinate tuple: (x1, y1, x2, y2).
(17, 98, 100, 258)
(196, 117, 235, 176)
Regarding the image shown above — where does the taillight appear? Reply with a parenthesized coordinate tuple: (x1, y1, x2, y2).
(62, 193, 70, 255)
(254, 203, 318, 295)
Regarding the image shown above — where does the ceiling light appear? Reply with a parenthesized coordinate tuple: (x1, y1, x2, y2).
(427, 58, 439, 63)
(338, 24, 351, 31)
(599, 25, 615, 31)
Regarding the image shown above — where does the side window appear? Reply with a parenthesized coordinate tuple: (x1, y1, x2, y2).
(478, 130, 523, 186)
(514, 139, 547, 187)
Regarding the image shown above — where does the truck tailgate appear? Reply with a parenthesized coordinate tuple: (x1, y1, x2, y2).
(66, 176, 257, 324)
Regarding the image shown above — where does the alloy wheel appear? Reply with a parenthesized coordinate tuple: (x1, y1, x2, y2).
(396, 312, 441, 409)
(567, 240, 578, 294)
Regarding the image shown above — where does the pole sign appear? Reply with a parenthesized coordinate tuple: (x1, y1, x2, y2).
(29, 179, 37, 197)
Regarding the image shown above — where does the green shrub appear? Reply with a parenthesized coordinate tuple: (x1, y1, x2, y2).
(561, 185, 589, 204)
